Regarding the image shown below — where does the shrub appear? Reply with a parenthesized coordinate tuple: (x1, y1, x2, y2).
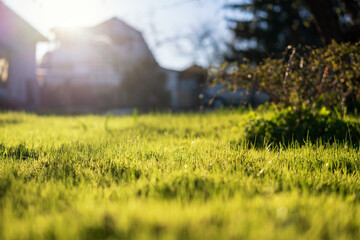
(244, 107, 360, 146)
(210, 41, 360, 113)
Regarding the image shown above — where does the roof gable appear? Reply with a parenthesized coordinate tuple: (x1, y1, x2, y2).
(180, 65, 207, 83)
(92, 17, 141, 40)
(0, 2, 47, 45)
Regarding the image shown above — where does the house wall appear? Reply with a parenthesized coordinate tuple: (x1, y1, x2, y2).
(40, 26, 159, 111)
(0, 2, 42, 108)
(42, 40, 120, 86)
(164, 68, 208, 110)
(178, 78, 198, 109)
(165, 70, 180, 109)
(0, 42, 39, 107)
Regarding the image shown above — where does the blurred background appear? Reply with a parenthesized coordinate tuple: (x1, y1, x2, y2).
(0, 0, 359, 113)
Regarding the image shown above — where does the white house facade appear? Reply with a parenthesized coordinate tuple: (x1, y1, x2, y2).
(0, 2, 46, 108)
(39, 18, 157, 88)
(39, 17, 207, 111)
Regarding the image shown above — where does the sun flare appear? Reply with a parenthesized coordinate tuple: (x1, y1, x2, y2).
(40, 0, 101, 28)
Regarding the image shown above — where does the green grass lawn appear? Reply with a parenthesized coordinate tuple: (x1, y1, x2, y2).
(1, 110, 360, 240)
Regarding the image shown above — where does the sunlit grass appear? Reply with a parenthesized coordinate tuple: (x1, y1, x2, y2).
(1, 110, 360, 239)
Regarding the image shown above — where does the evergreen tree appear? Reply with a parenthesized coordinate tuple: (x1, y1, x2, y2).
(303, 0, 360, 44)
(225, 0, 321, 63)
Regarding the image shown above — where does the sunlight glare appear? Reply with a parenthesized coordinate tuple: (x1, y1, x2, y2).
(40, 0, 102, 27)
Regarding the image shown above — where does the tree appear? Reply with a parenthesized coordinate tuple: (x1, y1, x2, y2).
(225, 0, 321, 63)
(226, 0, 360, 63)
(303, 0, 360, 44)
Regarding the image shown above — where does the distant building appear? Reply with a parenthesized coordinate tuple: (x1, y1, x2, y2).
(40, 18, 156, 87)
(0, 2, 207, 112)
(164, 65, 207, 110)
(39, 18, 159, 110)
(0, 2, 46, 108)
(40, 17, 206, 111)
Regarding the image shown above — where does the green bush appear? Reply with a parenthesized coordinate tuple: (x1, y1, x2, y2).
(211, 41, 360, 113)
(244, 107, 360, 146)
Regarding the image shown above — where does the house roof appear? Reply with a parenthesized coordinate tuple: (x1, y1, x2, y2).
(46, 17, 159, 69)
(93, 17, 158, 66)
(51, 18, 141, 40)
(180, 65, 207, 79)
(51, 18, 143, 46)
(93, 17, 142, 35)
(0, 2, 47, 43)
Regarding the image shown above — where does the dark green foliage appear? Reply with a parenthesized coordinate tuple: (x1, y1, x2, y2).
(211, 41, 360, 113)
(303, 0, 360, 44)
(225, 0, 321, 63)
(245, 107, 360, 146)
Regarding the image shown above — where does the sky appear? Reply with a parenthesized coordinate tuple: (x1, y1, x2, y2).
(3, 0, 234, 70)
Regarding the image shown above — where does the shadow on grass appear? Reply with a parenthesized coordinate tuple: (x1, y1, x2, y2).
(0, 118, 22, 126)
(0, 143, 39, 160)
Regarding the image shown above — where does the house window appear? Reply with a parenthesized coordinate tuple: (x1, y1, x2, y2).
(0, 58, 9, 84)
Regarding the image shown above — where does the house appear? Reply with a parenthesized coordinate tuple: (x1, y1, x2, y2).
(40, 18, 157, 86)
(0, 3, 208, 112)
(39, 17, 165, 111)
(40, 17, 207, 112)
(0, 2, 46, 108)
(164, 65, 207, 110)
